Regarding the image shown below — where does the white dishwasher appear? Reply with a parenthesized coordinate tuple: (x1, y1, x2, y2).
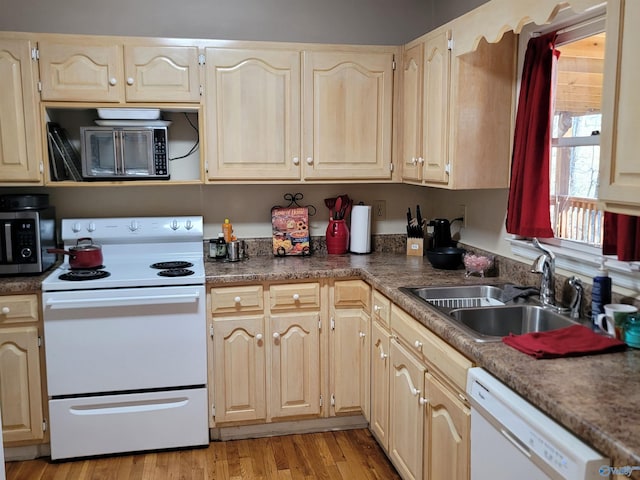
(467, 368, 609, 480)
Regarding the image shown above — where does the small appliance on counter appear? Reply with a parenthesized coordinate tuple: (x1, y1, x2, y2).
(0, 194, 57, 275)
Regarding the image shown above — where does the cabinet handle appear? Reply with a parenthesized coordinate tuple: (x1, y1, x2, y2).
(419, 397, 429, 406)
(411, 387, 420, 396)
(292, 293, 300, 301)
(126, 76, 134, 85)
(109, 77, 117, 86)
(273, 332, 280, 340)
(414, 340, 423, 349)
(380, 351, 388, 360)
(256, 333, 263, 341)
(374, 305, 381, 313)
(234, 296, 241, 303)
(1, 306, 9, 314)
(306, 157, 313, 165)
(292, 157, 300, 165)
(418, 157, 425, 165)
(411, 157, 417, 165)
(359, 331, 366, 338)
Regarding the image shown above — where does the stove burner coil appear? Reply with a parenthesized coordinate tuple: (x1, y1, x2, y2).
(151, 261, 194, 270)
(157, 268, 195, 277)
(59, 270, 111, 281)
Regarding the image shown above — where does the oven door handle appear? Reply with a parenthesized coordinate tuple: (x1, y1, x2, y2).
(45, 291, 201, 309)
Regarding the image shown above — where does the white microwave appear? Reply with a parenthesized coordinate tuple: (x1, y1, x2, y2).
(80, 126, 169, 180)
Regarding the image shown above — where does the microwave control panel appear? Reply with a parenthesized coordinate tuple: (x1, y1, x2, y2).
(154, 129, 168, 177)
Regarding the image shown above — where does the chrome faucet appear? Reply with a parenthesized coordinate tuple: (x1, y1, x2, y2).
(567, 276, 584, 320)
(531, 238, 556, 307)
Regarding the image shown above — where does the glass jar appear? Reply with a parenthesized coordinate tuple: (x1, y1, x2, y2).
(624, 313, 640, 348)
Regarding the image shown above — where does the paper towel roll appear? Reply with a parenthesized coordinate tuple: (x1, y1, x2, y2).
(350, 205, 372, 253)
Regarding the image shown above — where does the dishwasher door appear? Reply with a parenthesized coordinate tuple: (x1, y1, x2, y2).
(466, 368, 609, 480)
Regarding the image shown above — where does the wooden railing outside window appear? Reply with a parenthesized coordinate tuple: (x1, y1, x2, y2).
(551, 195, 603, 246)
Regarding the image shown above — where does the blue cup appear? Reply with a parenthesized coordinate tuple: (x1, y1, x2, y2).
(624, 313, 640, 349)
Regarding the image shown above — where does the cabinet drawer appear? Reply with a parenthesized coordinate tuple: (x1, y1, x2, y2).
(391, 305, 472, 392)
(372, 290, 391, 328)
(270, 283, 320, 310)
(334, 280, 370, 310)
(210, 286, 264, 314)
(0, 294, 38, 325)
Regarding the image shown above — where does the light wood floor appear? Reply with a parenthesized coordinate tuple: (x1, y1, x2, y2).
(6, 429, 400, 480)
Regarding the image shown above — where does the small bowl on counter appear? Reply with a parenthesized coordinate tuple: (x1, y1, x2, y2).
(463, 253, 494, 277)
(426, 247, 466, 270)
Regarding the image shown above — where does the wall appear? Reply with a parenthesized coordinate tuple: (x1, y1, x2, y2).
(0, 0, 434, 45)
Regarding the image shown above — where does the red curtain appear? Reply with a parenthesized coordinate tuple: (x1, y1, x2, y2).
(506, 32, 559, 238)
(603, 212, 640, 261)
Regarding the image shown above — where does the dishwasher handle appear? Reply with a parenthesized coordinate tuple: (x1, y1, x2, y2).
(45, 291, 201, 309)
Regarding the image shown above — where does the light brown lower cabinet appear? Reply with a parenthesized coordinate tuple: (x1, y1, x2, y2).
(0, 294, 45, 445)
(384, 303, 472, 480)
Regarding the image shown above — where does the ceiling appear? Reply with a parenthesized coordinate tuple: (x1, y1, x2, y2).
(555, 32, 605, 114)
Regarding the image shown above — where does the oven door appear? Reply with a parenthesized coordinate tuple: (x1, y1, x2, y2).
(43, 285, 206, 397)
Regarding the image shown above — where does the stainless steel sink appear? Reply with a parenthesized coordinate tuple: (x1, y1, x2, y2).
(399, 285, 506, 309)
(449, 305, 580, 342)
(399, 284, 580, 342)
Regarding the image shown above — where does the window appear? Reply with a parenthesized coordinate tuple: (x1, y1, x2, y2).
(549, 20, 605, 247)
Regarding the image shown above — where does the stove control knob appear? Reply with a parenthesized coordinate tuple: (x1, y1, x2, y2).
(129, 220, 139, 232)
(72, 222, 82, 233)
(185, 219, 193, 230)
(171, 220, 179, 230)
(87, 222, 96, 233)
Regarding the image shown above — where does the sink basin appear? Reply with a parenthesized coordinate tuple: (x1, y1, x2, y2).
(399, 285, 506, 309)
(449, 305, 580, 342)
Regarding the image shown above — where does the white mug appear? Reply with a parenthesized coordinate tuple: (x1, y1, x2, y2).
(595, 304, 638, 338)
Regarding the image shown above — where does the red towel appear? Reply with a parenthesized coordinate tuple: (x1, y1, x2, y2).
(502, 324, 627, 359)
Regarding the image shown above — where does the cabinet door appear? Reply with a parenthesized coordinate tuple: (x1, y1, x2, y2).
(302, 50, 394, 180)
(39, 42, 124, 102)
(212, 315, 266, 423)
(424, 372, 470, 480)
(0, 39, 42, 183)
(599, 0, 640, 214)
(401, 43, 424, 183)
(124, 45, 201, 102)
(205, 48, 301, 180)
(270, 311, 321, 418)
(422, 29, 451, 185)
(331, 307, 369, 416)
(389, 339, 426, 480)
(370, 320, 390, 451)
(0, 325, 44, 443)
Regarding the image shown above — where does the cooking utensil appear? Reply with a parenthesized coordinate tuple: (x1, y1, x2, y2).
(324, 197, 337, 219)
(48, 237, 104, 269)
(334, 196, 343, 220)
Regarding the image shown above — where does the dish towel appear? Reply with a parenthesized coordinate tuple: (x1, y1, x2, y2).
(502, 324, 627, 359)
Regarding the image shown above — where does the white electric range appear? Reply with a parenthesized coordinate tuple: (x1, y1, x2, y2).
(42, 216, 208, 460)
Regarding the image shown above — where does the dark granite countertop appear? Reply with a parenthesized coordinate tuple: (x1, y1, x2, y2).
(2, 252, 639, 473)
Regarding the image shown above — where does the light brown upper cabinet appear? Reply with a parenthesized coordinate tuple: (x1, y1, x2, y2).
(204, 46, 396, 182)
(0, 37, 43, 184)
(599, 0, 640, 215)
(204, 48, 301, 180)
(401, 24, 516, 189)
(38, 40, 201, 103)
(302, 50, 395, 181)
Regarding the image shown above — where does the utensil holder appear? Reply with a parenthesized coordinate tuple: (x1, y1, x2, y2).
(326, 219, 349, 254)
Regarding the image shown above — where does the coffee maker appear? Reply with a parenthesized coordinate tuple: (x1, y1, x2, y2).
(428, 217, 464, 250)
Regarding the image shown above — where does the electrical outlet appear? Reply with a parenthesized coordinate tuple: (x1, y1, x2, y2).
(458, 204, 467, 228)
(374, 200, 386, 220)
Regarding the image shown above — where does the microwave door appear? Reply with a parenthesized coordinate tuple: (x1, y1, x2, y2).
(121, 130, 154, 176)
(86, 130, 119, 177)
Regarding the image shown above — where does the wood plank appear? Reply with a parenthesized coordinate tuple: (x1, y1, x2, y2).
(5, 429, 398, 480)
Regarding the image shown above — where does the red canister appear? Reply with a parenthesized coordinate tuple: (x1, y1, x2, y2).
(326, 219, 349, 254)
